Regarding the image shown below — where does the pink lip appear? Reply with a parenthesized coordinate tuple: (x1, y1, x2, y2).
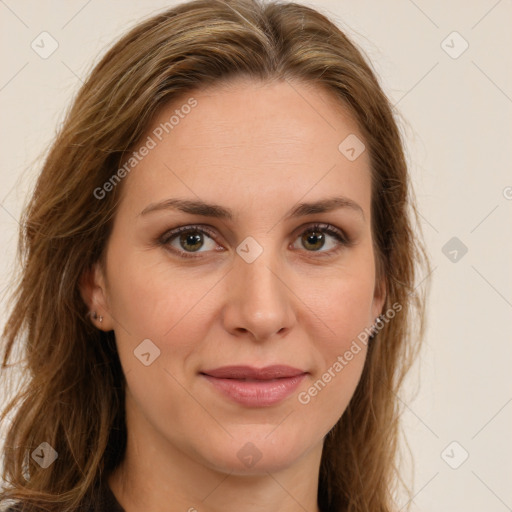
(201, 365, 307, 407)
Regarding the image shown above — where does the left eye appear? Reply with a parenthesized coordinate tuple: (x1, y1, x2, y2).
(159, 223, 348, 259)
(291, 224, 348, 254)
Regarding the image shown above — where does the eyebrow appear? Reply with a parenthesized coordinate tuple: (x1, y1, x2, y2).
(139, 196, 365, 221)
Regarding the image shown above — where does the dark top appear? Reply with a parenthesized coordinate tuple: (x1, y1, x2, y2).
(4, 479, 125, 512)
(87, 480, 125, 512)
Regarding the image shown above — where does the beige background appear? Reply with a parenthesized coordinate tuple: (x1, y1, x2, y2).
(1, 1, 511, 510)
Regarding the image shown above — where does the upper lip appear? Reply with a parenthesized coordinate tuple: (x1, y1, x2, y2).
(201, 365, 307, 380)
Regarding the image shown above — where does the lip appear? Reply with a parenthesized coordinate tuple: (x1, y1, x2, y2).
(200, 365, 308, 407)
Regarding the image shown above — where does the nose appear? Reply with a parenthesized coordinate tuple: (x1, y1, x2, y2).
(221, 246, 296, 342)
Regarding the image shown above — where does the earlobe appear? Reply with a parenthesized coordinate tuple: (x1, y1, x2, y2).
(371, 276, 387, 334)
(368, 286, 387, 341)
(79, 262, 113, 331)
(373, 275, 386, 312)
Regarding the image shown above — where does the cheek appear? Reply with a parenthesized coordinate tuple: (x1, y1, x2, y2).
(105, 241, 196, 335)
(304, 267, 376, 344)
(295, 276, 372, 422)
(104, 242, 221, 372)
(295, 267, 374, 407)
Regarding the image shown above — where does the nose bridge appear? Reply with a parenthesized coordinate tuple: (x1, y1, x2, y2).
(222, 238, 295, 340)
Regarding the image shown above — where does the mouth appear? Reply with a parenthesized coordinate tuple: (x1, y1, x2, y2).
(200, 365, 308, 407)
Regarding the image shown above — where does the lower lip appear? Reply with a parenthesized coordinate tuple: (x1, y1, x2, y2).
(202, 374, 306, 407)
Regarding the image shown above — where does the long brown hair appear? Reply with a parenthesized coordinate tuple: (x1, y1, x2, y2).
(0, 1, 430, 510)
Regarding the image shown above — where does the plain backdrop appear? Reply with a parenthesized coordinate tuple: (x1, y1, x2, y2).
(1, 1, 511, 511)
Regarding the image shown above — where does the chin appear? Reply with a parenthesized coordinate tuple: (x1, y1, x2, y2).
(197, 427, 317, 475)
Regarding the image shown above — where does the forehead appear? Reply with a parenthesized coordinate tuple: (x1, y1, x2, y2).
(119, 78, 371, 219)
(165, 78, 364, 159)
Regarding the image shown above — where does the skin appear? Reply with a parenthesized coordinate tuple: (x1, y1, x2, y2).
(81, 77, 385, 512)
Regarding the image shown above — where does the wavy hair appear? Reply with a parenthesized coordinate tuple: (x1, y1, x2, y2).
(0, 1, 430, 510)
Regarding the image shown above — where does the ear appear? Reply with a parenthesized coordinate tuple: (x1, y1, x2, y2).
(371, 274, 387, 321)
(79, 262, 114, 331)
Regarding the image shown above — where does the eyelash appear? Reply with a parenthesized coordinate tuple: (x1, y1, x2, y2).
(158, 223, 351, 260)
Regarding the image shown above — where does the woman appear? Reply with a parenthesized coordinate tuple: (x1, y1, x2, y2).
(0, 0, 429, 511)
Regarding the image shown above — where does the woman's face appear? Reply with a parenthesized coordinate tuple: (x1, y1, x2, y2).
(85, 78, 385, 476)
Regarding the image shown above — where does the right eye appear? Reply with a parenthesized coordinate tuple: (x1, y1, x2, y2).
(159, 225, 223, 259)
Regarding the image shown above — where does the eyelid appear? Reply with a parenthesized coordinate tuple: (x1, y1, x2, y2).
(158, 222, 351, 259)
(158, 224, 221, 250)
(291, 222, 348, 243)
